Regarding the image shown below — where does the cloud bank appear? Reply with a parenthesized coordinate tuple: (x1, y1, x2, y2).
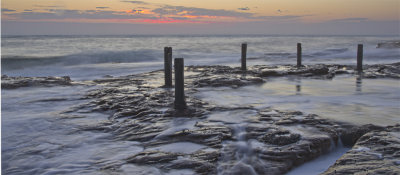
(2, 1, 398, 35)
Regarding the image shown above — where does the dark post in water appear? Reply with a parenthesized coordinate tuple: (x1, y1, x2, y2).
(164, 47, 172, 87)
(241, 43, 247, 71)
(174, 58, 186, 110)
(357, 44, 363, 72)
(297, 43, 302, 67)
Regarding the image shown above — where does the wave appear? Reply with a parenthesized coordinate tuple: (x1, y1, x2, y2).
(308, 48, 349, 57)
(307, 47, 400, 60)
(377, 40, 400, 49)
(258, 48, 350, 60)
(264, 52, 292, 57)
(2, 50, 161, 70)
(250, 47, 399, 63)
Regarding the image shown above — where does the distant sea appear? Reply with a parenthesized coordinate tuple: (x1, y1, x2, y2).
(2, 35, 399, 80)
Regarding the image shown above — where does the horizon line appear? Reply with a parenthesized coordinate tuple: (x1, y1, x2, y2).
(2, 34, 399, 37)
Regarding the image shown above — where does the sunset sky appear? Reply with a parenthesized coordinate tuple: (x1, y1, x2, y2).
(2, 0, 399, 35)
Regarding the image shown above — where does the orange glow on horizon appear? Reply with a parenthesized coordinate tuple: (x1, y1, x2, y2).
(135, 18, 207, 24)
(2, 0, 399, 24)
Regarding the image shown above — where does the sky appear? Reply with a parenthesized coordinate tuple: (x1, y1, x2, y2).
(1, 0, 399, 35)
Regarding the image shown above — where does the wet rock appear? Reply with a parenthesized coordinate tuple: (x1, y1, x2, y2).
(191, 150, 220, 163)
(363, 62, 400, 79)
(117, 127, 164, 142)
(187, 65, 248, 75)
(163, 107, 206, 118)
(260, 70, 285, 76)
(307, 65, 330, 75)
(340, 124, 384, 146)
(260, 129, 301, 145)
(127, 151, 181, 164)
(192, 73, 264, 88)
(289, 64, 329, 75)
(152, 125, 233, 148)
(256, 64, 332, 78)
(255, 63, 400, 79)
(334, 70, 350, 74)
(127, 148, 220, 174)
(163, 158, 217, 174)
(2, 75, 72, 89)
(322, 125, 400, 175)
(257, 136, 333, 169)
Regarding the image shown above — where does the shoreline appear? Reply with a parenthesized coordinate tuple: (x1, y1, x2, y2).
(2, 62, 400, 174)
(3, 62, 400, 89)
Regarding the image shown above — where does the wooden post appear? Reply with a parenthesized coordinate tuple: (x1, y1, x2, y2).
(174, 58, 186, 110)
(297, 43, 302, 67)
(357, 44, 363, 72)
(241, 43, 247, 71)
(164, 47, 172, 87)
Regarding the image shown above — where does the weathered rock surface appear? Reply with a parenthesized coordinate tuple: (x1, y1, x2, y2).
(322, 125, 400, 175)
(260, 129, 301, 146)
(1, 75, 73, 89)
(38, 62, 400, 174)
(187, 62, 400, 81)
(362, 62, 400, 79)
(2, 62, 399, 90)
(340, 124, 385, 146)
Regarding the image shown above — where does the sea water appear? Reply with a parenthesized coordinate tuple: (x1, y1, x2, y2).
(2, 35, 399, 174)
(2, 35, 399, 80)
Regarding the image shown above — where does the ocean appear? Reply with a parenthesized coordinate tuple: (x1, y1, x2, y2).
(2, 35, 400, 175)
(2, 35, 399, 80)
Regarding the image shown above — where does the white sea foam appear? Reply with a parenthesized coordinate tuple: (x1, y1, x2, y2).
(354, 146, 371, 152)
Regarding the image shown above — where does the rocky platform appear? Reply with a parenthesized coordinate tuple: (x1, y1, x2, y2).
(3, 63, 399, 174)
(1, 75, 73, 89)
(323, 125, 400, 174)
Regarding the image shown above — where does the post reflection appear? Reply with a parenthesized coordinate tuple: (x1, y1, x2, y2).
(356, 76, 362, 93)
(296, 78, 301, 95)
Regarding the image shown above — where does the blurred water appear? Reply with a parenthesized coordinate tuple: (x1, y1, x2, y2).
(1, 86, 145, 174)
(1, 35, 399, 174)
(195, 75, 400, 126)
(2, 35, 399, 80)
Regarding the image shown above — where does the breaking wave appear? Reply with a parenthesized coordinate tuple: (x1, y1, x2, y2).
(252, 47, 399, 63)
(2, 49, 162, 70)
